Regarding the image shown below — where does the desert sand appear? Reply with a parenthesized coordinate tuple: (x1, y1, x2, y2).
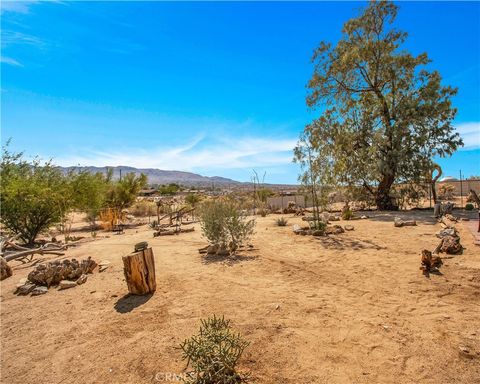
(1, 211, 479, 384)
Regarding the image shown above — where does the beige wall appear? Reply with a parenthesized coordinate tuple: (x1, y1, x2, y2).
(436, 180, 480, 196)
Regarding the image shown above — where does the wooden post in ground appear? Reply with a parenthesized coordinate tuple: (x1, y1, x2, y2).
(122, 247, 156, 295)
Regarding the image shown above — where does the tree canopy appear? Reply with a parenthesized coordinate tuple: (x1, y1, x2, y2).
(296, 0, 462, 210)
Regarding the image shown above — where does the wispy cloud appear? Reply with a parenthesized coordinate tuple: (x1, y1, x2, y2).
(54, 134, 297, 173)
(0, 1, 39, 15)
(0, 56, 23, 67)
(455, 122, 480, 150)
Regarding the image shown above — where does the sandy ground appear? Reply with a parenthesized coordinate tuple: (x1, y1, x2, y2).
(1, 211, 479, 384)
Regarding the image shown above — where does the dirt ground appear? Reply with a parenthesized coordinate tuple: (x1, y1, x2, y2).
(1, 211, 479, 384)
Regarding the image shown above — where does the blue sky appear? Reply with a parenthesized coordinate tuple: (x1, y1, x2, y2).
(1, 1, 479, 184)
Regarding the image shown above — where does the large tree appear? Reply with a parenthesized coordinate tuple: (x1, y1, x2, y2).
(299, 0, 462, 210)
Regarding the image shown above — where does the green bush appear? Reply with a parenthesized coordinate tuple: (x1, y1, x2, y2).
(198, 200, 255, 254)
(341, 209, 354, 220)
(309, 220, 326, 234)
(180, 315, 250, 384)
(275, 217, 288, 226)
(465, 203, 474, 211)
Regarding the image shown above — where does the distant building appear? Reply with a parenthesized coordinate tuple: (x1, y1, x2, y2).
(440, 176, 458, 182)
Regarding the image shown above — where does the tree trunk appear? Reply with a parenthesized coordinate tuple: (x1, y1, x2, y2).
(122, 247, 156, 295)
(375, 174, 398, 210)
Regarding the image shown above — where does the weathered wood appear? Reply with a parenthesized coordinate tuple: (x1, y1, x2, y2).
(122, 247, 156, 295)
(0, 256, 13, 280)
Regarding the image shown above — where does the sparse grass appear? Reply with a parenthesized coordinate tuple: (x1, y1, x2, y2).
(275, 217, 288, 226)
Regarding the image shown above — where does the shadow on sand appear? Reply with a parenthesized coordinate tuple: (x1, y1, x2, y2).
(201, 252, 257, 266)
(114, 293, 153, 313)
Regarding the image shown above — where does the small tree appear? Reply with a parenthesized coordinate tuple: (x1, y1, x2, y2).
(0, 147, 72, 244)
(180, 315, 250, 384)
(106, 172, 147, 220)
(198, 200, 255, 254)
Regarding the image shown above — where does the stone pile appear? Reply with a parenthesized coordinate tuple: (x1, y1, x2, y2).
(15, 257, 97, 296)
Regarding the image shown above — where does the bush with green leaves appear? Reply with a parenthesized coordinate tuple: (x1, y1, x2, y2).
(465, 203, 474, 211)
(275, 217, 288, 226)
(180, 315, 250, 384)
(198, 200, 255, 254)
(0, 147, 73, 244)
(341, 209, 354, 220)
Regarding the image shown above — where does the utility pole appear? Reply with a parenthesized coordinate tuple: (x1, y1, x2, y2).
(459, 170, 463, 209)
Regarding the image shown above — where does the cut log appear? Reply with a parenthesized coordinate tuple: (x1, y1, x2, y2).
(1, 256, 13, 280)
(394, 217, 417, 227)
(122, 247, 156, 295)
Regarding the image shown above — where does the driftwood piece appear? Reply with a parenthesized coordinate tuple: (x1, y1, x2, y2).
(3, 242, 67, 262)
(153, 226, 194, 237)
(122, 247, 156, 295)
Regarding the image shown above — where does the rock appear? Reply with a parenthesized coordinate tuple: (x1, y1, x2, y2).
(31, 286, 48, 296)
(394, 217, 416, 227)
(16, 283, 36, 295)
(325, 225, 345, 235)
(439, 236, 463, 255)
(76, 274, 88, 285)
(0, 256, 13, 281)
(18, 277, 28, 285)
(275, 304, 280, 310)
(344, 225, 354, 231)
(292, 224, 302, 234)
(59, 280, 77, 289)
(437, 228, 457, 238)
(28, 257, 97, 287)
(99, 265, 109, 273)
(329, 215, 340, 221)
(360, 215, 369, 219)
(98, 260, 111, 267)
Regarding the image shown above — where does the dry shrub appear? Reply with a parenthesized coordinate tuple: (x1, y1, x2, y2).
(99, 208, 123, 231)
(129, 200, 157, 217)
(275, 217, 288, 226)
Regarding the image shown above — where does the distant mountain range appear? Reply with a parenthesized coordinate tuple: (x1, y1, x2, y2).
(59, 166, 242, 186)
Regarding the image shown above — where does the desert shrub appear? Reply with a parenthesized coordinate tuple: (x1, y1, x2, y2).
(129, 200, 157, 217)
(258, 208, 268, 217)
(158, 183, 181, 195)
(275, 217, 288, 226)
(99, 208, 123, 231)
(309, 220, 326, 234)
(341, 209, 354, 220)
(465, 203, 474, 211)
(0, 147, 74, 244)
(198, 200, 255, 253)
(149, 220, 158, 229)
(180, 315, 250, 384)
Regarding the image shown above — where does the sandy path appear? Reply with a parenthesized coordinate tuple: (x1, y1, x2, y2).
(1, 212, 479, 384)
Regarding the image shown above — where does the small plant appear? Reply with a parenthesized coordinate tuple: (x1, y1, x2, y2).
(91, 231, 97, 238)
(465, 203, 474, 211)
(275, 217, 288, 226)
(198, 200, 255, 254)
(180, 315, 250, 384)
(149, 220, 158, 229)
(309, 220, 326, 234)
(341, 209, 354, 220)
(258, 208, 268, 217)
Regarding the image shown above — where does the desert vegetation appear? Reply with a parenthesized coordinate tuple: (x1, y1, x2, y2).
(1, 1, 479, 384)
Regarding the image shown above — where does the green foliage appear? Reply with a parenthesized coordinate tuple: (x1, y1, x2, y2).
(0, 146, 72, 244)
(70, 171, 109, 228)
(465, 203, 474, 211)
(198, 200, 255, 253)
(275, 217, 289, 226)
(299, 0, 462, 210)
(309, 220, 326, 234)
(341, 209, 354, 220)
(158, 183, 181, 195)
(106, 172, 147, 214)
(180, 315, 250, 384)
(185, 193, 202, 207)
(256, 187, 273, 203)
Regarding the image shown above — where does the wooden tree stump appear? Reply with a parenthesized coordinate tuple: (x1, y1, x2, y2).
(122, 247, 156, 295)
